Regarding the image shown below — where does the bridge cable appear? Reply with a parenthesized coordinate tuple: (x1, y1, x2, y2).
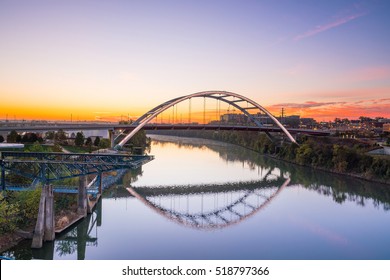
(189, 98, 191, 124)
(203, 97, 206, 124)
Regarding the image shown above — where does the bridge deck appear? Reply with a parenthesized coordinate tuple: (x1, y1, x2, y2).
(0, 123, 330, 136)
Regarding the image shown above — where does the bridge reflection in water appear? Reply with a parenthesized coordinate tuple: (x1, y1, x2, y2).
(128, 177, 289, 230)
(26, 174, 288, 259)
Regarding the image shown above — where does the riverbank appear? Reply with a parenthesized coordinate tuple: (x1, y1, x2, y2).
(265, 152, 390, 186)
(0, 207, 83, 253)
(0, 232, 24, 253)
(147, 130, 390, 185)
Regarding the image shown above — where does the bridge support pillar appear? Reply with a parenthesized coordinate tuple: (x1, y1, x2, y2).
(31, 184, 55, 248)
(109, 129, 115, 148)
(97, 199, 102, 227)
(78, 176, 87, 217)
(44, 185, 55, 241)
(77, 213, 91, 260)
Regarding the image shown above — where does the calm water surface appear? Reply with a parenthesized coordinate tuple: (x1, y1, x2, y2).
(5, 135, 390, 259)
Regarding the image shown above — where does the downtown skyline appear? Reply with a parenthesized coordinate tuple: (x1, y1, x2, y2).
(1, 0, 389, 122)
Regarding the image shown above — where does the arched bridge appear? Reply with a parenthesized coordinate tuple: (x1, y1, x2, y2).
(115, 91, 298, 149)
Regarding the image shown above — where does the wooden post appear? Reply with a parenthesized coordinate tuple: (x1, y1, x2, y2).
(78, 176, 87, 217)
(44, 185, 55, 241)
(31, 187, 46, 248)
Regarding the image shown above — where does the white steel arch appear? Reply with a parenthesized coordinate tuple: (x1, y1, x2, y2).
(115, 91, 297, 149)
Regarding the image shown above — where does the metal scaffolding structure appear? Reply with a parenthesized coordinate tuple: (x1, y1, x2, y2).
(0, 151, 153, 191)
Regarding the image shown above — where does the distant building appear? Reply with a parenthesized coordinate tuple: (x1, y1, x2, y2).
(378, 118, 390, 123)
(282, 115, 300, 128)
(300, 118, 316, 129)
(383, 123, 390, 133)
(253, 113, 273, 126)
(254, 113, 301, 128)
(220, 113, 248, 124)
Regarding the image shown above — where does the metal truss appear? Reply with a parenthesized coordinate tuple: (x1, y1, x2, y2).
(1, 151, 153, 188)
(115, 91, 297, 149)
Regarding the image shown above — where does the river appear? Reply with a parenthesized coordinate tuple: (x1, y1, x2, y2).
(4, 134, 390, 259)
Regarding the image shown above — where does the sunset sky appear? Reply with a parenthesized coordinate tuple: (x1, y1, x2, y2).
(1, 0, 389, 122)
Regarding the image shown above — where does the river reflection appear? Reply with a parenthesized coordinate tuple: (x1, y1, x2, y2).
(128, 178, 290, 230)
(3, 135, 390, 259)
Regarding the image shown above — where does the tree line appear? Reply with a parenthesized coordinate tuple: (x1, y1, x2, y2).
(2, 130, 112, 149)
(150, 130, 390, 184)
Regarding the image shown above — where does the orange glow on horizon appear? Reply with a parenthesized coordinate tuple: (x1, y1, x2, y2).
(2, 89, 389, 123)
(2, 103, 389, 123)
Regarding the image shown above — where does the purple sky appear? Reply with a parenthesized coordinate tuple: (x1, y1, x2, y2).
(1, 0, 389, 121)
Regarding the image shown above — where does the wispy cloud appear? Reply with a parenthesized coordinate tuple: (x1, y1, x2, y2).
(294, 12, 366, 41)
(268, 98, 390, 121)
(270, 101, 345, 109)
(294, 87, 389, 100)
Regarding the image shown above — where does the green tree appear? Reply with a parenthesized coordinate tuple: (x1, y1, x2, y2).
(357, 154, 373, 174)
(55, 129, 67, 142)
(370, 157, 390, 180)
(98, 138, 111, 149)
(45, 131, 55, 140)
(85, 137, 92, 146)
(93, 136, 101, 147)
(21, 133, 39, 143)
(332, 144, 357, 173)
(128, 130, 148, 147)
(85, 137, 93, 153)
(25, 141, 45, 152)
(7, 130, 19, 143)
(295, 143, 314, 165)
(52, 143, 63, 152)
(75, 132, 85, 147)
(14, 187, 41, 222)
(0, 192, 20, 233)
